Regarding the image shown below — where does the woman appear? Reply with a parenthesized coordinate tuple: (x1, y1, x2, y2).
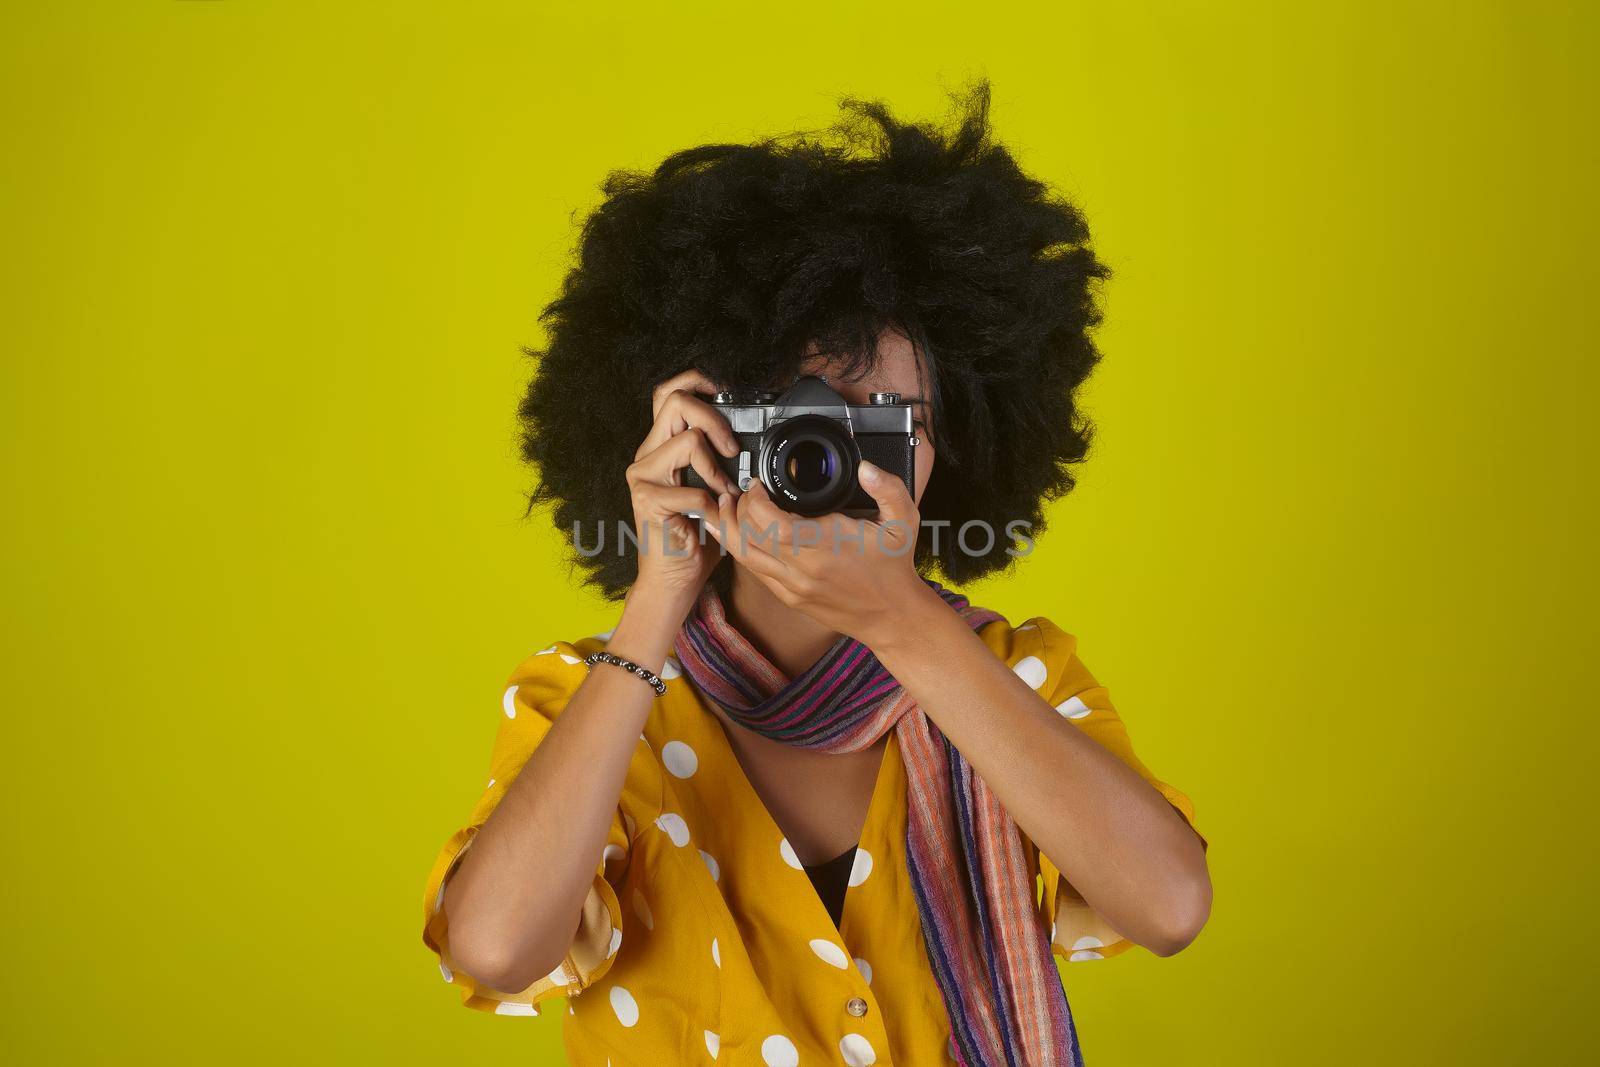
(422, 83, 1211, 1066)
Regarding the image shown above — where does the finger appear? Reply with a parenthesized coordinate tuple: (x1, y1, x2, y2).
(857, 460, 918, 530)
(655, 513, 710, 556)
(636, 388, 740, 461)
(809, 514, 870, 563)
(713, 504, 792, 584)
(698, 490, 742, 561)
(702, 487, 740, 547)
(636, 484, 719, 520)
(746, 563, 801, 607)
(631, 428, 737, 496)
(651, 368, 727, 420)
(737, 479, 799, 547)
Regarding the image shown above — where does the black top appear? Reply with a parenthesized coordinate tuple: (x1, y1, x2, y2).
(802, 844, 858, 928)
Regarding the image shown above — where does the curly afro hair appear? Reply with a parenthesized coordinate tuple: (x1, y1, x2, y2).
(517, 81, 1110, 601)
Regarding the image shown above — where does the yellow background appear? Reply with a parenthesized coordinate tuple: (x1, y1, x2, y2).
(4, 2, 1594, 1063)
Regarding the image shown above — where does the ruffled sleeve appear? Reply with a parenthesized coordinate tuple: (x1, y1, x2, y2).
(1002, 617, 1207, 963)
(421, 639, 645, 1015)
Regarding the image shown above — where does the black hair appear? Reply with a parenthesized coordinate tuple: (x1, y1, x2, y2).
(517, 80, 1109, 600)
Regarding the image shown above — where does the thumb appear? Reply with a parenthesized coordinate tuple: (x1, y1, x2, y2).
(857, 460, 918, 532)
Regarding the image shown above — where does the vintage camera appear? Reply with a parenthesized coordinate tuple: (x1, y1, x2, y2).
(683, 375, 916, 517)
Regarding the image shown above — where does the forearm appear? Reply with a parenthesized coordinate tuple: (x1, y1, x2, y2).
(868, 586, 1211, 955)
(442, 585, 686, 990)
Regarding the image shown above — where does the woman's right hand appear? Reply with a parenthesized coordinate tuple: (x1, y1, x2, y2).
(625, 368, 743, 613)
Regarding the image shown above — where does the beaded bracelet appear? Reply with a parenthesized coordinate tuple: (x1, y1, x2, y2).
(584, 650, 668, 696)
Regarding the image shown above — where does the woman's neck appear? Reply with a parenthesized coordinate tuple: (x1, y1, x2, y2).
(725, 566, 843, 679)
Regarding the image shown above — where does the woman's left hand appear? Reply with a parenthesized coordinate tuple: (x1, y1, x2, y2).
(701, 461, 941, 646)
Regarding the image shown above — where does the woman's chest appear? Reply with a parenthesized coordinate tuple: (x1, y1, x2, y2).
(580, 702, 953, 1066)
(714, 715, 892, 865)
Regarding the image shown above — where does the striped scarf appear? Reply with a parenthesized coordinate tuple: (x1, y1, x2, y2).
(673, 577, 1083, 1067)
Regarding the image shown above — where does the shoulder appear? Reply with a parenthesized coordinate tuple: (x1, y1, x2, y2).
(500, 632, 609, 721)
(971, 613, 1104, 710)
(972, 612, 1080, 668)
(488, 630, 675, 811)
(501, 630, 690, 723)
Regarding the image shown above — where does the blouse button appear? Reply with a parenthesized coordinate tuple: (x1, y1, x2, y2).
(846, 997, 869, 1018)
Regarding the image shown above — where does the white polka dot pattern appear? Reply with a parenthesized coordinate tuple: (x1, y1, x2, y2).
(1012, 655, 1048, 689)
(1055, 695, 1091, 719)
(761, 1035, 799, 1067)
(609, 985, 640, 1026)
(661, 740, 699, 778)
(421, 614, 1198, 1053)
(655, 813, 690, 847)
(840, 1033, 878, 1066)
(809, 939, 849, 969)
(848, 848, 874, 887)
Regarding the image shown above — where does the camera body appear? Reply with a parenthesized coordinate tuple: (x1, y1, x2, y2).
(683, 375, 916, 517)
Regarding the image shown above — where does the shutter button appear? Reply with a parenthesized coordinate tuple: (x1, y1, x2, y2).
(846, 997, 868, 1018)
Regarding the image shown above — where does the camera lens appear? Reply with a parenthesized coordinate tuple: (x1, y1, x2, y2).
(784, 440, 836, 493)
(759, 414, 859, 515)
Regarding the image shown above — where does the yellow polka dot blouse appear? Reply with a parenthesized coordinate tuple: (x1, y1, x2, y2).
(421, 615, 1204, 1065)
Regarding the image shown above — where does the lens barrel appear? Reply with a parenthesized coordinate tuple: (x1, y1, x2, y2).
(758, 413, 860, 516)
